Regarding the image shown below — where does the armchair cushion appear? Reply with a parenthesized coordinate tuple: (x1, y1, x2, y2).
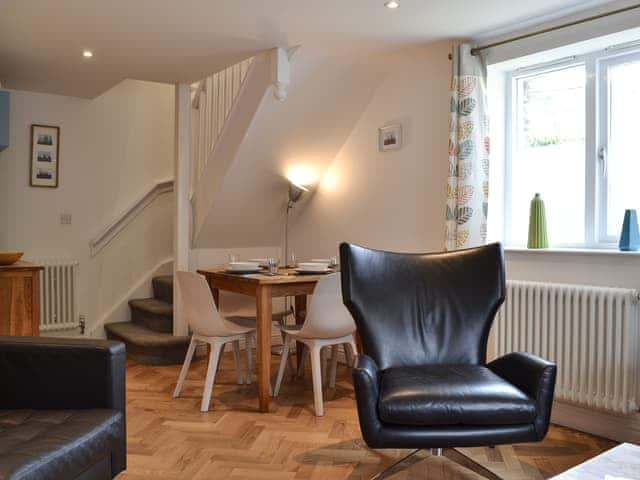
(378, 365, 537, 427)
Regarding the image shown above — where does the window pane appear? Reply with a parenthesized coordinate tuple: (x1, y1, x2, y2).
(606, 59, 640, 237)
(510, 65, 586, 245)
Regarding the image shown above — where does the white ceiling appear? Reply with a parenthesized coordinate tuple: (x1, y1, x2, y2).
(0, 0, 613, 98)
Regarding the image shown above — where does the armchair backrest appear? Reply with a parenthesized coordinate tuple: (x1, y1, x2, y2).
(339, 242, 505, 370)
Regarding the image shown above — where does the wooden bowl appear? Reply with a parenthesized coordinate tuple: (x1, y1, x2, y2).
(0, 251, 24, 266)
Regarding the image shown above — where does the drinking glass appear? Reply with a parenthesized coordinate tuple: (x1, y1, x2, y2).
(267, 257, 279, 275)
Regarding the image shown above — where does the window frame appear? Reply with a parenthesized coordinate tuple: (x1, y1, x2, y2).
(596, 50, 640, 244)
(502, 46, 640, 249)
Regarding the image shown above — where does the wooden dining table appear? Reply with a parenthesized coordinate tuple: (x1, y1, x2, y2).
(197, 267, 328, 412)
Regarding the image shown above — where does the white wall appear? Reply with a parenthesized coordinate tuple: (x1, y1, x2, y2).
(194, 47, 388, 249)
(288, 41, 452, 259)
(0, 80, 175, 335)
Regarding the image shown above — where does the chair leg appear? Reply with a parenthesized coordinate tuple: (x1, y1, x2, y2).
(348, 339, 358, 367)
(201, 342, 223, 412)
(232, 340, 243, 385)
(310, 345, 324, 416)
(329, 344, 339, 388)
(273, 335, 290, 397)
(369, 448, 504, 480)
(344, 342, 354, 367)
(214, 342, 225, 376)
(173, 336, 197, 398)
(245, 334, 253, 385)
(443, 448, 503, 480)
(297, 346, 309, 378)
(370, 449, 421, 480)
(321, 347, 328, 387)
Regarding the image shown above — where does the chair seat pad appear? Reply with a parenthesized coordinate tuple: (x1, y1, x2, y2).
(378, 365, 537, 427)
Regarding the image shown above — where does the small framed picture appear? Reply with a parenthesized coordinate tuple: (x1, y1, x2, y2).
(30, 124, 59, 188)
(378, 124, 402, 152)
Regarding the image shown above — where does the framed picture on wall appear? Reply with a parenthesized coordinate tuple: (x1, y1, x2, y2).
(30, 124, 60, 188)
(378, 124, 402, 152)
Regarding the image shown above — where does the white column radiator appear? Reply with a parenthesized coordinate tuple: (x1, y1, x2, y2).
(494, 280, 640, 415)
(32, 258, 80, 332)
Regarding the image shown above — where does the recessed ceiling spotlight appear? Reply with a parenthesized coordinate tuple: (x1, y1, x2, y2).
(384, 0, 400, 9)
(82, 50, 93, 59)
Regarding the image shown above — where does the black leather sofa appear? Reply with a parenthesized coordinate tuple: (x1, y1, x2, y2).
(0, 336, 126, 480)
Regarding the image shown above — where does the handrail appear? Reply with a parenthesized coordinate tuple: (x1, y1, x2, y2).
(89, 178, 174, 257)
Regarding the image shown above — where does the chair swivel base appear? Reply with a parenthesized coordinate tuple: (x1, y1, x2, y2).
(371, 447, 503, 480)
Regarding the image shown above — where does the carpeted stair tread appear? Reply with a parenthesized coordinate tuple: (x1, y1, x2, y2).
(152, 275, 173, 304)
(105, 322, 189, 366)
(104, 322, 187, 346)
(128, 298, 172, 333)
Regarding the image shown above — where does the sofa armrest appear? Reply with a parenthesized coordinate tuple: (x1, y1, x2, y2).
(0, 336, 126, 413)
(488, 352, 556, 439)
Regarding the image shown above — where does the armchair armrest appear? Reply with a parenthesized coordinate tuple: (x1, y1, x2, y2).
(352, 354, 385, 447)
(0, 336, 126, 412)
(353, 354, 380, 396)
(488, 352, 556, 439)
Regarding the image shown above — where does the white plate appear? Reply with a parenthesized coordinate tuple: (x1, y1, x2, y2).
(298, 262, 329, 270)
(248, 258, 269, 267)
(227, 261, 260, 271)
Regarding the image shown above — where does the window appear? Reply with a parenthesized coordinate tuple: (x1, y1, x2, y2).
(500, 46, 640, 248)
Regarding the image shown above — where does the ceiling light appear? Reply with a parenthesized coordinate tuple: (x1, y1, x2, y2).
(82, 50, 93, 58)
(384, 0, 400, 9)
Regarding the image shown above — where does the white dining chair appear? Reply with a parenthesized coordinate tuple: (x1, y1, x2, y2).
(272, 272, 358, 416)
(217, 295, 296, 385)
(172, 271, 256, 412)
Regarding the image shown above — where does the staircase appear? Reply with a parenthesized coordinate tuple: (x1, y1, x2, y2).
(105, 275, 189, 365)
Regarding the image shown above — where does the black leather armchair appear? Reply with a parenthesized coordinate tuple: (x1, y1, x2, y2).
(0, 336, 126, 480)
(340, 243, 556, 479)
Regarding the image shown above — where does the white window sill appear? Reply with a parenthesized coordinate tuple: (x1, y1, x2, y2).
(504, 246, 640, 256)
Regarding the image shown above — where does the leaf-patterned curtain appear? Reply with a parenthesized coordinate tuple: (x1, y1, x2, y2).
(445, 44, 490, 251)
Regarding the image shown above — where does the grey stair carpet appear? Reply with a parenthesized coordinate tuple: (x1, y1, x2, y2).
(104, 322, 189, 366)
(152, 275, 173, 304)
(128, 298, 173, 333)
(106, 274, 187, 365)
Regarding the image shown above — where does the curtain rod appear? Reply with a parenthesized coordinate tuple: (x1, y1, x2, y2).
(470, 3, 640, 56)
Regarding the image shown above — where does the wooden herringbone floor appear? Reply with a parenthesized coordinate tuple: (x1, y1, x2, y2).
(120, 352, 615, 479)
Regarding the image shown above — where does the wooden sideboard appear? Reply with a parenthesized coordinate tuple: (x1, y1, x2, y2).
(0, 261, 43, 336)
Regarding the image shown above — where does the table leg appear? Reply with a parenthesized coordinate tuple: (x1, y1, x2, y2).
(206, 282, 220, 356)
(256, 285, 272, 412)
(294, 295, 307, 370)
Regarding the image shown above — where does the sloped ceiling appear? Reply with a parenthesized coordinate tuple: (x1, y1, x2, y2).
(0, 0, 614, 98)
(193, 47, 388, 248)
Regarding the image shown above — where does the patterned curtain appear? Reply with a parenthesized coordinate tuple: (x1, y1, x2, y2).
(445, 44, 490, 251)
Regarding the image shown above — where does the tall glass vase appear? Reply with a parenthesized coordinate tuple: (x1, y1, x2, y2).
(527, 193, 549, 249)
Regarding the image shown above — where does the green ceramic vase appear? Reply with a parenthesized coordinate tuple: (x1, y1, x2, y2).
(527, 193, 549, 249)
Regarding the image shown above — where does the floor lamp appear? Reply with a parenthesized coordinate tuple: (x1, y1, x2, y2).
(283, 181, 309, 316)
(284, 180, 308, 268)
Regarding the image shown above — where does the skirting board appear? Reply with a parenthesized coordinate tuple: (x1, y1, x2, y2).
(551, 400, 640, 443)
